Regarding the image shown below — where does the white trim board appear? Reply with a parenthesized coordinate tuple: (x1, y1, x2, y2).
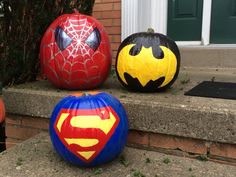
(201, 0, 212, 45)
(176, 41, 202, 46)
(121, 0, 138, 40)
(121, 0, 167, 40)
(122, 0, 214, 45)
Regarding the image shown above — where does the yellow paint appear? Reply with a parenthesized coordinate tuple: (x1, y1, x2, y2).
(77, 151, 96, 160)
(56, 113, 70, 132)
(117, 44, 177, 87)
(64, 138, 99, 147)
(70, 112, 116, 135)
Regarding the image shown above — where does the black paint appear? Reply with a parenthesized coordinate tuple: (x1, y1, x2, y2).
(124, 73, 165, 92)
(119, 32, 180, 60)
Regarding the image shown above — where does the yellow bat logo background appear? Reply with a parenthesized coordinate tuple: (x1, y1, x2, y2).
(117, 44, 177, 88)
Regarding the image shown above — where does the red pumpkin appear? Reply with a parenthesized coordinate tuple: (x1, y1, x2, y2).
(40, 10, 111, 89)
(0, 98, 5, 123)
(0, 97, 5, 152)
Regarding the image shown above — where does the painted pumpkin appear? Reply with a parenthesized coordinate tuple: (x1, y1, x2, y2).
(49, 92, 128, 166)
(40, 10, 111, 90)
(0, 98, 5, 123)
(0, 97, 6, 152)
(115, 29, 180, 92)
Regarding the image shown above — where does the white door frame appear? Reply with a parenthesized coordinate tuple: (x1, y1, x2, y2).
(201, 0, 212, 45)
(122, 0, 212, 45)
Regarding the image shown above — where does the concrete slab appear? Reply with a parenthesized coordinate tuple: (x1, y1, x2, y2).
(0, 133, 235, 177)
(180, 46, 236, 68)
(3, 67, 236, 144)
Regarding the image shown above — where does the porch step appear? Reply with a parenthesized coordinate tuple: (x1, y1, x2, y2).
(0, 132, 235, 177)
(180, 46, 236, 68)
(3, 67, 236, 144)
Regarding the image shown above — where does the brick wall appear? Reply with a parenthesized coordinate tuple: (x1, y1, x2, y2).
(93, 0, 121, 64)
(5, 115, 49, 149)
(4, 114, 236, 165)
(128, 131, 236, 165)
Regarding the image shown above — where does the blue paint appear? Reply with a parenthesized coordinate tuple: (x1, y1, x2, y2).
(49, 92, 129, 167)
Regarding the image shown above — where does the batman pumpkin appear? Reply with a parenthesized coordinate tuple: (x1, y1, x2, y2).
(115, 30, 180, 92)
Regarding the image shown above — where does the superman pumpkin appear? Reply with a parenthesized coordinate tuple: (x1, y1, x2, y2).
(40, 10, 111, 90)
(50, 92, 128, 166)
(115, 29, 180, 92)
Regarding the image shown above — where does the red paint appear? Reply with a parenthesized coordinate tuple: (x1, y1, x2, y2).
(40, 12, 111, 89)
(54, 107, 120, 163)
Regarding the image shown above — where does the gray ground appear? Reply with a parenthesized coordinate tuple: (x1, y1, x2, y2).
(0, 133, 235, 177)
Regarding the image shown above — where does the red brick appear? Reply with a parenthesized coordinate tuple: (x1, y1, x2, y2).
(93, 3, 113, 12)
(111, 42, 120, 51)
(6, 138, 23, 149)
(99, 19, 113, 27)
(150, 133, 207, 154)
(95, 0, 102, 3)
(6, 125, 43, 140)
(127, 130, 149, 146)
(111, 58, 116, 65)
(101, 0, 121, 3)
(21, 117, 49, 130)
(5, 116, 22, 125)
(113, 2, 121, 10)
(106, 26, 121, 35)
(112, 50, 118, 58)
(112, 18, 121, 26)
(92, 11, 102, 19)
(111, 35, 121, 43)
(102, 11, 121, 19)
(108, 35, 113, 42)
(210, 143, 236, 159)
(6, 115, 49, 130)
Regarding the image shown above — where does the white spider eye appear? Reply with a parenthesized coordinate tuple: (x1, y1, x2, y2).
(55, 26, 73, 51)
(85, 27, 101, 51)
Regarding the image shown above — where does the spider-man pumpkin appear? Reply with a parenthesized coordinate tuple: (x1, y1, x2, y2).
(40, 10, 111, 90)
(50, 92, 128, 166)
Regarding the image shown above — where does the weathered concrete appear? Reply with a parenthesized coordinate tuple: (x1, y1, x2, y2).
(3, 67, 236, 144)
(180, 46, 236, 68)
(0, 132, 235, 177)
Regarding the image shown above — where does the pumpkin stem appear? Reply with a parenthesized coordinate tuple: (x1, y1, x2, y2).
(82, 92, 91, 97)
(73, 9, 80, 14)
(147, 28, 155, 33)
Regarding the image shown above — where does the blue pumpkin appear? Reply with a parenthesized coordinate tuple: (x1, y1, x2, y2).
(49, 92, 129, 166)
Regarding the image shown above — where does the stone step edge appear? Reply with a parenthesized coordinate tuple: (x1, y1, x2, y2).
(1, 132, 236, 177)
(180, 47, 236, 68)
(4, 113, 236, 165)
(3, 86, 236, 145)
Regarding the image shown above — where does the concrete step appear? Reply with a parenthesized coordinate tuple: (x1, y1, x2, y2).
(180, 46, 236, 68)
(3, 67, 236, 145)
(0, 132, 235, 177)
